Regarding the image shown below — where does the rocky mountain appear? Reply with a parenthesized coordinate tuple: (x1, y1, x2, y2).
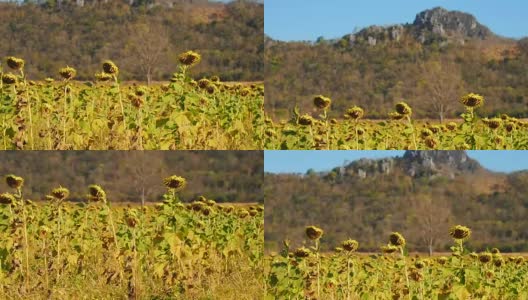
(265, 151, 527, 252)
(345, 7, 495, 47)
(343, 150, 483, 179)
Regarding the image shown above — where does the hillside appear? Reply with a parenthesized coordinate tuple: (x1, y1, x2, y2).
(0, 0, 263, 81)
(0, 151, 263, 203)
(265, 7, 528, 120)
(264, 151, 528, 253)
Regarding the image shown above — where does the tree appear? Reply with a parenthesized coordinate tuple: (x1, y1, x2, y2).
(417, 60, 465, 122)
(124, 23, 170, 85)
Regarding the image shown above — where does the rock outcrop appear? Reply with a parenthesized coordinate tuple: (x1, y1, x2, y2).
(342, 7, 493, 47)
(342, 151, 482, 179)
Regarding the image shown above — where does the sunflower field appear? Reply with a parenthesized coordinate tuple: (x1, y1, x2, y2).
(264, 94, 528, 150)
(266, 225, 528, 299)
(0, 53, 264, 150)
(0, 174, 264, 299)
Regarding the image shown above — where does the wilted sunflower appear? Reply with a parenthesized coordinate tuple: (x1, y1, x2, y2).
(449, 225, 471, 240)
(294, 247, 311, 258)
(51, 187, 70, 201)
(313, 95, 331, 110)
(240, 88, 251, 97)
(6, 56, 25, 70)
(163, 175, 187, 192)
(381, 244, 398, 254)
(125, 209, 139, 228)
(128, 94, 144, 108)
(494, 256, 504, 267)
(210, 75, 220, 82)
(395, 102, 412, 116)
(1, 73, 17, 85)
(389, 232, 406, 247)
(446, 122, 457, 131)
(178, 50, 201, 67)
(388, 112, 405, 120)
(341, 239, 359, 252)
(420, 128, 433, 138)
(135, 86, 148, 97)
(460, 93, 484, 108)
(414, 260, 425, 269)
(437, 256, 448, 265)
(206, 85, 216, 95)
(0, 193, 15, 205)
(59, 66, 76, 80)
(424, 136, 437, 149)
(305, 225, 324, 240)
(478, 252, 492, 264)
(197, 78, 210, 89)
(345, 106, 364, 120)
(238, 209, 249, 219)
(5, 174, 24, 189)
(491, 248, 500, 254)
(486, 118, 502, 130)
(409, 268, 423, 282)
(298, 114, 314, 126)
(102, 60, 119, 75)
(95, 72, 113, 82)
(88, 184, 106, 202)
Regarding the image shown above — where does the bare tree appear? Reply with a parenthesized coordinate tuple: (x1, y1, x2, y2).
(123, 152, 167, 206)
(125, 23, 170, 85)
(417, 60, 465, 123)
(409, 194, 452, 256)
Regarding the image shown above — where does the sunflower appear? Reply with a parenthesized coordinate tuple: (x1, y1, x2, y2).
(178, 51, 201, 67)
(460, 93, 484, 108)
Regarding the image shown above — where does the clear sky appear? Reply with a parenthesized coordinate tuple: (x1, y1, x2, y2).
(264, 151, 528, 174)
(265, 0, 528, 41)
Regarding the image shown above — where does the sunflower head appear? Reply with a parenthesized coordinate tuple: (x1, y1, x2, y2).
(460, 93, 484, 108)
(446, 122, 457, 131)
(51, 187, 70, 201)
(389, 232, 406, 247)
(486, 118, 502, 130)
(0, 193, 16, 205)
(449, 225, 471, 240)
(95, 72, 113, 82)
(178, 51, 201, 67)
(102, 60, 119, 75)
(294, 247, 311, 258)
(59, 66, 76, 80)
(478, 252, 492, 264)
(5, 174, 24, 189)
(163, 175, 187, 192)
(88, 185, 107, 202)
(1, 73, 17, 85)
(6, 56, 25, 70)
(345, 106, 364, 120)
(341, 239, 359, 252)
(298, 114, 314, 126)
(305, 225, 324, 240)
(395, 102, 412, 116)
(381, 244, 399, 254)
(313, 95, 331, 110)
(437, 256, 448, 265)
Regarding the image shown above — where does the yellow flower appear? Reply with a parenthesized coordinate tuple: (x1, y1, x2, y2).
(313, 95, 331, 109)
(59, 66, 76, 80)
(6, 56, 25, 70)
(305, 225, 324, 240)
(449, 225, 471, 240)
(460, 93, 484, 108)
(102, 60, 119, 75)
(178, 51, 201, 67)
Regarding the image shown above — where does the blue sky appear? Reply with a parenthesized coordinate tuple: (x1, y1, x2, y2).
(264, 151, 528, 174)
(265, 0, 528, 41)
